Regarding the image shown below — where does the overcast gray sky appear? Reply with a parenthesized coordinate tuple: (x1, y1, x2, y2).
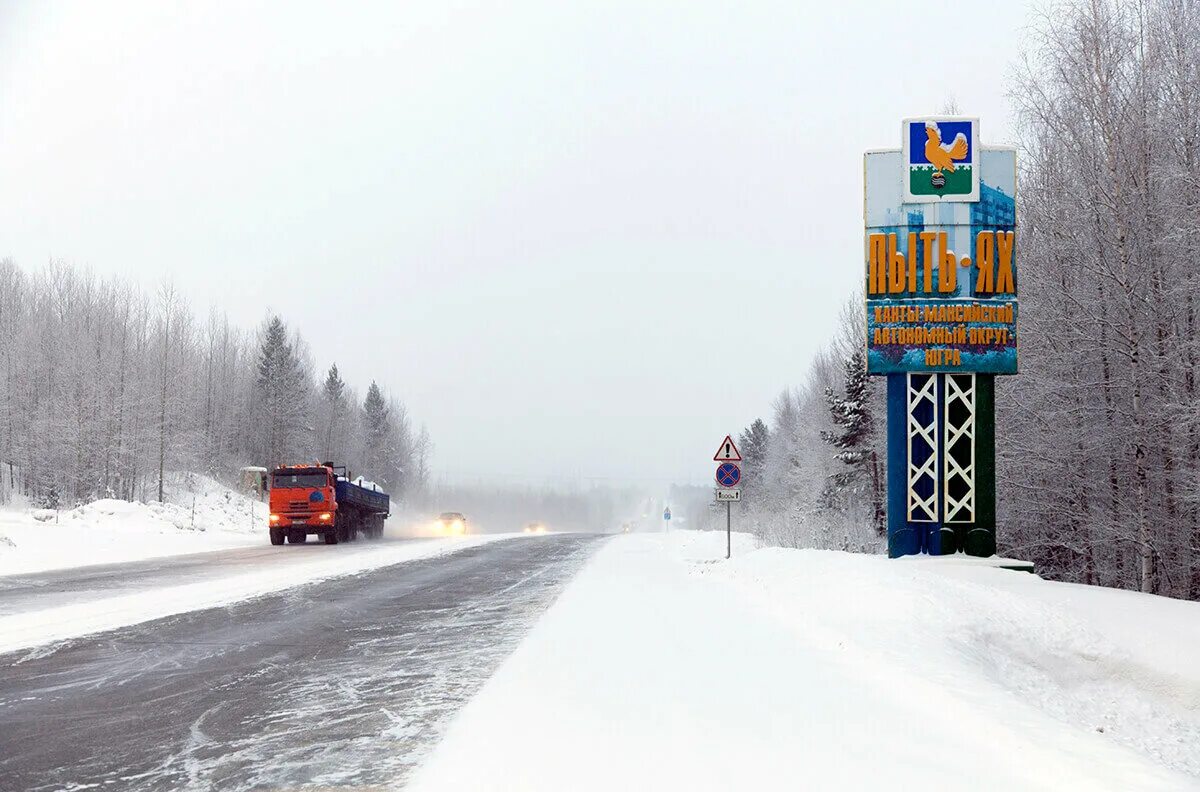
(0, 1, 1028, 486)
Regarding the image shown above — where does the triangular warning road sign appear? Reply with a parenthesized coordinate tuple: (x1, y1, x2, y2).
(712, 435, 742, 462)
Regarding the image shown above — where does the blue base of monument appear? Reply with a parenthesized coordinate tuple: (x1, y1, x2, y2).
(886, 373, 997, 558)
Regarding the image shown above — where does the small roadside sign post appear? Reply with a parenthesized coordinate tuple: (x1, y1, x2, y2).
(713, 435, 742, 559)
(663, 506, 671, 531)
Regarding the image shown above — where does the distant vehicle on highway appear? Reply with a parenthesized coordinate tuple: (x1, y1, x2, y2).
(269, 463, 388, 545)
(524, 522, 547, 534)
(433, 512, 468, 535)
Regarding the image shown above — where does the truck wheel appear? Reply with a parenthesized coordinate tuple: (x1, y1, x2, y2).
(270, 527, 284, 545)
(324, 530, 338, 545)
(287, 530, 306, 544)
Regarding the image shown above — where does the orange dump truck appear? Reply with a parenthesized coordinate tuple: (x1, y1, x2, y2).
(268, 463, 389, 545)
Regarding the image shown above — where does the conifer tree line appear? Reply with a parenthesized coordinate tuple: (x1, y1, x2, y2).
(0, 259, 431, 507)
(733, 0, 1200, 600)
(730, 295, 888, 553)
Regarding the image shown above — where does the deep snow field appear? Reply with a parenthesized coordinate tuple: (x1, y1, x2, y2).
(413, 531, 1200, 792)
(0, 474, 266, 576)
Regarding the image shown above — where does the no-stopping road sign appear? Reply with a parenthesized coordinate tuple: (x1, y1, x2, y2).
(715, 462, 741, 488)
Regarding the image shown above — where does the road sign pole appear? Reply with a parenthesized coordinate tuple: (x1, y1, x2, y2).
(712, 433, 742, 560)
(726, 500, 731, 559)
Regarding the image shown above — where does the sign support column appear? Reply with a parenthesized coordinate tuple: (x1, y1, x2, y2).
(726, 500, 731, 559)
(967, 374, 997, 557)
(712, 434, 742, 559)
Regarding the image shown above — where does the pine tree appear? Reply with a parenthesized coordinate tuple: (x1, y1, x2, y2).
(820, 348, 884, 535)
(253, 316, 309, 466)
(737, 418, 770, 500)
(323, 364, 345, 402)
(362, 381, 393, 488)
(321, 363, 347, 461)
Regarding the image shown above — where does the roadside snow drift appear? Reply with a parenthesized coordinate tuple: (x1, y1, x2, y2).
(0, 474, 267, 576)
(412, 532, 1200, 792)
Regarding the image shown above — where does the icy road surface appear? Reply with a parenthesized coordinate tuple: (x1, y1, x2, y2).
(0, 538, 478, 618)
(0, 533, 600, 791)
(0, 534, 521, 654)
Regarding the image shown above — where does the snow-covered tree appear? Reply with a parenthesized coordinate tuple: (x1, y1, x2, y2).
(0, 260, 432, 509)
(820, 348, 884, 535)
(737, 418, 770, 502)
(1001, 0, 1200, 598)
(251, 316, 311, 467)
(319, 363, 349, 462)
(360, 381, 413, 499)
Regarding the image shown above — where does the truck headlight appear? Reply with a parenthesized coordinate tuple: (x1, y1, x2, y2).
(269, 514, 281, 522)
(319, 512, 332, 521)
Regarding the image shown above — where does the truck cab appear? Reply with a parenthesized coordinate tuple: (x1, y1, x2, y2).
(269, 462, 390, 546)
(269, 465, 337, 545)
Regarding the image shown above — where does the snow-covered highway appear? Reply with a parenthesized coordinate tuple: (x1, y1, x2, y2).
(0, 539, 444, 618)
(0, 533, 519, 653)
(4, 529, 1199, 791)
(0, 533, 600, 791)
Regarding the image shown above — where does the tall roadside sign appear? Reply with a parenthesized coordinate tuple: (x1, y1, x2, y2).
(865, 117, 1017, 558)
(713, 435, 742, 559)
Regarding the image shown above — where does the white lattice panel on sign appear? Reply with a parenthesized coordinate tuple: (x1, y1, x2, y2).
(906, 373, 938, 523)
(943, 374, 976, 524)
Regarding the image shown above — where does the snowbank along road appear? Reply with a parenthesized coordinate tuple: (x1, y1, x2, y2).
(414, 532, 1200, 792)
(0, 533, 601, 791)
